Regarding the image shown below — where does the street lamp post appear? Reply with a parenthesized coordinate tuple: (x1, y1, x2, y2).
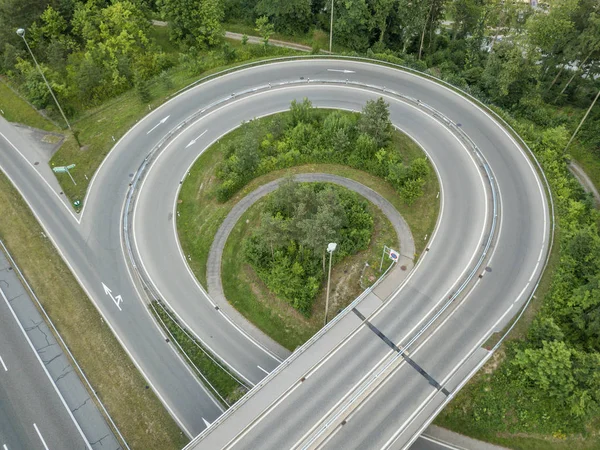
(329, 0, 334, 53)
(324, 242, 337, 326)
(16, 28, 72, 131)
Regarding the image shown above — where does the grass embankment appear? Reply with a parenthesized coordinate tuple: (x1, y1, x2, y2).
(177, 111, 439, 350)
(152, 302, 247, 405)
(222, 187, 398, 350)
(45, 30, 300, 204)
(0, 169, 187, 449)
(0, 81, 59, 132)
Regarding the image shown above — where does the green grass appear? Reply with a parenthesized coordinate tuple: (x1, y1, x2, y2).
(151, 301, 247, 406)
(221, 185, 399, 350)
(0, 80, 60, 132)
(0, 172, 187, 450)
(177, 110, 439, 350)
(48, 37, 300, 204)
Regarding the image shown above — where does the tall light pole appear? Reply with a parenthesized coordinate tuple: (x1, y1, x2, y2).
(324, 242, 337, 326)
(329, 0, 334, 53)
(16, 28, 72, 131)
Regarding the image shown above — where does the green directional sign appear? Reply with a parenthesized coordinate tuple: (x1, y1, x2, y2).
(52, 164, 77, 185)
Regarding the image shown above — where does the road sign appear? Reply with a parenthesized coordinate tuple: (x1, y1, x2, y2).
(388, 248, 399, 262)
(52, 164, 77, 185)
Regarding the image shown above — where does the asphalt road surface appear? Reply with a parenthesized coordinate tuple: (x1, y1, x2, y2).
(0, 285, 88, 450)
(0, 59, 550, 448)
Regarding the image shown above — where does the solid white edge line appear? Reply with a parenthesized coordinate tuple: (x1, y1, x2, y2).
(129, 125, 257, 387)
(0, 140, 198, 438)
(0, 355, 6, 372)
(0, 132, 80, 224)
(0, 288, 91, 450)
(382, 304, 516, 450)
(194, 85, 490, 446)
(419, 435, 464, 450)
(118, 172, 225, 426)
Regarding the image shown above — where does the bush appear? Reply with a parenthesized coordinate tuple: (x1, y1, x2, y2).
(243, 181, 373, 315)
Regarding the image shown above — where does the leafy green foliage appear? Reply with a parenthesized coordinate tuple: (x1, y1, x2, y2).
(215, 99, 429, 204)
(243, 181, 373, 314)
(158, 0, 224, 46)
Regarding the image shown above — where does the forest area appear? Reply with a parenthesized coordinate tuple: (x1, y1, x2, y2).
(1, 0, 600, 447)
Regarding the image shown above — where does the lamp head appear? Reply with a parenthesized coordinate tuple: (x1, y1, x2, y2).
(327, 242, 337, 253)
(16, 28, 25, 38)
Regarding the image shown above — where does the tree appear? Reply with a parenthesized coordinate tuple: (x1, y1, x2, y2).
(372, 0, 396, 44)
(512, 340, 575, 401)
(358, 97, 391, 148)
(255, 15, 274, 47)
(254, 0, 313, 35)
(158, 0, 224, 46)
(332, 0, 373, 52)
(289, 97, 313, 126)
(449, 0, 483, 41)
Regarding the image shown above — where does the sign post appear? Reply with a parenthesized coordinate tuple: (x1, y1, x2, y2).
(53, 164, 77, 185)
(379, 245, 399, 271)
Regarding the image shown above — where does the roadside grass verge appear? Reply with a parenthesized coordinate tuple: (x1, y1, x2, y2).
(0, 172, 187, 450)
(0, 80, 60, 132)
(151, 301, 247, 406)
(221, 187, 398, 350)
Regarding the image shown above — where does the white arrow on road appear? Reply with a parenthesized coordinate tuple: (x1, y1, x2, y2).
(146, 115, 171, 135)
(102, 282, 123, 311)
(185, 130, 208, 148)
(327, 69, 356, 74)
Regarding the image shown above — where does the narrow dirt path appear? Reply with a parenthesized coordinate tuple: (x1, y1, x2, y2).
(569, 161, 600, 207)
(205, 173, 415, 356)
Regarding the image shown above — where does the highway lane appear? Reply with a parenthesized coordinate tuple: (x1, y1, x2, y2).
(0, 285, 88, 449)
(0, 58, 549, 446)
(0, 118, 223, 436)
(176, 61, 547, 448)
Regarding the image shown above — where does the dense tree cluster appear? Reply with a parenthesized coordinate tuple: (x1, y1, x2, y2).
(438, 123, 600, 435)
(223, 0, 600, 150)
(244, 180, 373, 314)
(215, 98, 430, 203)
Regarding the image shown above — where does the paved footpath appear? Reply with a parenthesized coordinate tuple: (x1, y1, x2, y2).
(0, 242, 122, 450)
(206, 173, 415, 357)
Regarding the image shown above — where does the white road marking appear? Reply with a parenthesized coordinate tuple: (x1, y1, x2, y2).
(419, 435, 462, 449)
(3, 443, 8, 450)
(146, 115, 170, 135)
(185, 130, 208, 148)
(202, 417, 212, 428)
(257, 365, 270, 375)
(0, 355, 7, 371)
(33, 424, 49, 450)
(327, 69, 356, 74)
(0, 289, 92, 449)
(101, 282, 123, 311)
